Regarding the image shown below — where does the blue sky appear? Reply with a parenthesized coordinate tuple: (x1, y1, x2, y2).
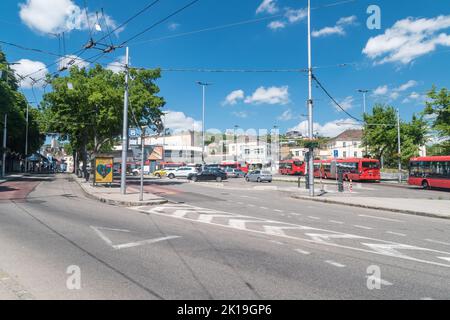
(1, 0, 450, 138)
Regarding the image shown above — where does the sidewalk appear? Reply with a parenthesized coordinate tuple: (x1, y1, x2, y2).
(72, 174, 168, 207)
(291, 191, 450, 220)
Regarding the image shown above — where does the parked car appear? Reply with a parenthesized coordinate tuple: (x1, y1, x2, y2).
(187, 169, 228, 182)
(152, 169, 167, 178)
(245, 170, 273, 183)
(224, 168, 246, 178)
(167, 166, 198, 179)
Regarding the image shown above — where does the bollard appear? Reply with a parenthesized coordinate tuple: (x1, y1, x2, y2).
(349, 179, 353, 193)
(305, 173, 310, 190)
(338, 171, 344, 192)
(298, 176, 301, 188)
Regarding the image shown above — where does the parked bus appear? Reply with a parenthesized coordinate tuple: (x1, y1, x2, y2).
(219, 161, 251, 173)
(408, 156, 450, 189)
(314, 158, 381, 181)
(279, 160, 306, 176)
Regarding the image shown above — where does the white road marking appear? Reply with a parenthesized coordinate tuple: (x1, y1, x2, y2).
(329, 220, 344, 224)
(113, 236, 180, 250)
(260, 206, 268, 210)
(354, 225, 373, 230)
(420, 297, 434, 300)
(270, 240, 284, 245)
(308, 216, 320, 220)
(294, 249, 311, 255)
(325, 260, 346, 268)
(438, 257, 450, 263)
(425, 239, 450, 247)
(248, 204, 256, 207)
(386, 231, 406, 237)
(365, 275, 393, 286)
(358, 215, 402, 223)
(290, 213, 302, 216)
(274, 209, 284, 213)
(131, 204, 450, 269)
(90, 226, 180, 250)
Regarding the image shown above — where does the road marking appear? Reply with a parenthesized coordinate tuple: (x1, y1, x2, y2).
(386, 231, 406, 237)
(365, 275, 393, 286)
(294, 249, 311, 255)
(274, 209, 284, 213)
(325, 260, 346, 268)
(358, 214, 402, 223)
(329, 220, 344, 224)
(260, 206, 268, 210)
(270, 240, 284, 245)
(248, 204, 256, 207)
(420, 297, 434, 300)
(354, 225, 374, 230)
(113, 236, 180, 250)
(290, 213, 302, 216)
(438, 257, 450, 263)
(308, 216, 320, 220)
(90, 226, 180, 250)
(132, 204, 450, 269)
(425, 239, 450, 247)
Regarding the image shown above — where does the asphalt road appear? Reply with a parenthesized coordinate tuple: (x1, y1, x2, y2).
(0, 174, 449, 300)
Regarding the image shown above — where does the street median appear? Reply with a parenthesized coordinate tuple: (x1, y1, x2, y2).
(71, 174, 168, 207)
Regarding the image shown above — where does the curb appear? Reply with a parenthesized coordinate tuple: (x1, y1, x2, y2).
(70, 175, 168, 207)
(290, 194, 450, 220)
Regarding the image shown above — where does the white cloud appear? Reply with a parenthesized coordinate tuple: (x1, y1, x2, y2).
(10, 59, 48, 89)
(285, 8, 307, 23)
(289, 118, 361, 138)
(57, 55, 89, 70)
(244, 86, 289, 105)
(373, 85, 388, 96)
(168, 22, 180, 31)
(312, 15, 357, 38)
(363, 15, 450, 65)
(402, 91, 426, 104)
(222, 90, 245, 106)
(106, 56, 126, 73)
(19, 0, 119, 35)
(232, 111, 248, 119)
(336, 96, 354, 111)
(277, 109, 293, 121)
(268, 20, 285, 30)
(397, 80, 418, 92)
(256, 0, 278, 15)
(162, 111, 202, 133)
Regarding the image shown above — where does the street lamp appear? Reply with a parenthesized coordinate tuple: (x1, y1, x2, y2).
(196, 81, 212, 165)
(234, 125, 239, 162)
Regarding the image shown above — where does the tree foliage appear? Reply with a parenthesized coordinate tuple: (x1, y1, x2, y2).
(362, 104, 428, 167)
(40, 64, 165, 173)
(424, 86, 450, 153)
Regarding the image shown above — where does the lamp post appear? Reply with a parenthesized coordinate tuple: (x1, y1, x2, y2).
(196, 81, 212, 165)
(357, 89, 370, 115)
(234, 125, 239, 162)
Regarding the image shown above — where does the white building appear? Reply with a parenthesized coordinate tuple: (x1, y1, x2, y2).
(325, 129, 364, 159)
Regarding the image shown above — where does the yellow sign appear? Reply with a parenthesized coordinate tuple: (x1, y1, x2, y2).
(94, 157, 113, 184)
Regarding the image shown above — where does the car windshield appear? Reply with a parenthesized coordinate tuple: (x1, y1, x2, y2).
(262, 171, 271, 175)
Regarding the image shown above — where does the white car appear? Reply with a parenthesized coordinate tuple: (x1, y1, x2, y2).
(167, 167, 198, 179)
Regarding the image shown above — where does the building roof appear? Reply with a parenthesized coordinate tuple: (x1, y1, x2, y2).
(332, 129, 363, 141)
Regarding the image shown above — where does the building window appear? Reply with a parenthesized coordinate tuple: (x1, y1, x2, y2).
(343, 151, 347, 158)
(354, 151, 358, 158)
(245, 149, 250, 155)
(353, 141, 357, 147)
(295, 151, 300, 156)
(343, 142, 347, 147)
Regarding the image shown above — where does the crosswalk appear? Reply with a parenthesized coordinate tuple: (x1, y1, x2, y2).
(131, 203, 450, 269)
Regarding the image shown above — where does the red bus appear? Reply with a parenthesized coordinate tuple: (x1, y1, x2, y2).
(408, 156, 450, 189)
(160, 161, 186, 169)
(314, 158, 380, 181)
(219, 161, 250, 173)
(279, 160, 306, 175)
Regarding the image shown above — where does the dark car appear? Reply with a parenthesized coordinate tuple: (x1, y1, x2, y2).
(188, 169, 228, 182)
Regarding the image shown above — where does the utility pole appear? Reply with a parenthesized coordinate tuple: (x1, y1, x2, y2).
(25, 103, 29, 172)
(139, 127, 145, 201)
(307, 0, 314, 197)
(197, 82, 211, 165)
(2, 114, 6, 177)
(234, 125, 239, 162)
(397, 108, 402, 184)
(120, 47, 130, 195)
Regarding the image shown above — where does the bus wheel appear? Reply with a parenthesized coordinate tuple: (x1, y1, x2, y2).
(422, 180, 430, 190)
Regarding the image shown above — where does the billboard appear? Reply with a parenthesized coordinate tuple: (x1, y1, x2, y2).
(148, 146, 164, 161)
(94, 157, 114, 184)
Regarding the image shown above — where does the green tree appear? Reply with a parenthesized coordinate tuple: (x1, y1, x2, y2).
(362, 104, 427, 167)
(41, 64, 165, 175)
(424, 86, 450, 153)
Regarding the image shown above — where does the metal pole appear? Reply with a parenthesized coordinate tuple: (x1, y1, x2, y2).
(202, 85, 205, 164)
(139, 128, 145, 201)
(307, 0, 314, 197)
(120, 47, 130, 194)
(2, 114, 7, 177)
(397, 108, 401, 184)
(234, 125, 238, 162)
(25, 103, 29, 172)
